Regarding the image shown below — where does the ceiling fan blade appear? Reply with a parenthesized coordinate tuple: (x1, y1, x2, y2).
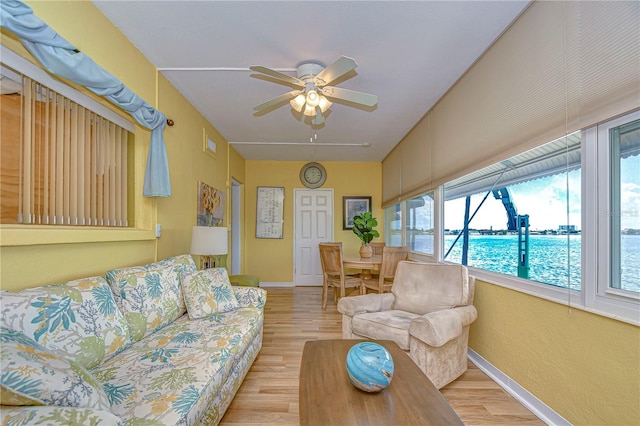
(312, 107, 325, 126)
(253, 90, 301, 112)
(249, 66, 304, 87)
(313, 56, 357, 87)
(321, 86, 378, 107)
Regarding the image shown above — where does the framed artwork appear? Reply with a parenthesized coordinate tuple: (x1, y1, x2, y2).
(343, 196, 372, 230)
(256, 187, 285, 239)
(197, 181, 225, 226)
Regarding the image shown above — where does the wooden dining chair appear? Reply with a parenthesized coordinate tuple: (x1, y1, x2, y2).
(318, 243, 362, 309)
(361, 246, 410, 294)
(369, 241, 386, 256)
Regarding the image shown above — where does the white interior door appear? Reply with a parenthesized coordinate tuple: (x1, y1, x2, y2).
(294, 188, 333, 286)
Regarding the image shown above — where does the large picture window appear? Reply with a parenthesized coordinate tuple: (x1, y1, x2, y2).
(381, 111, 639, 322)
(443, 133, 582, 290)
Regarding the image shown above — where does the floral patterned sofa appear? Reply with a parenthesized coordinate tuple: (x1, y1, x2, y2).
(0, 254, 266, 425)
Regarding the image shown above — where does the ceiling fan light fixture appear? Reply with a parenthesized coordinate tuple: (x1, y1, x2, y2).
(306, 89, 320, 107)
(303, 104, 316, 117)
(318, 96, 332, 113)
(290, 93, 306, 112)
(251, 56, 377, 126)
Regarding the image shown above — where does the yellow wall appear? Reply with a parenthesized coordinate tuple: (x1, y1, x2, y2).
(154, 73, 232, 261)
(0, 1, 234, 289)
(245, 161, 382, 282)
(470, 282, 640, 425)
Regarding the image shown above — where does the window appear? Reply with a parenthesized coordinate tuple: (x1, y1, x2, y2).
(1, 58, 133, 227)
(405, 193, 434, 255)
(443, 133, 581, 290)
(592, 113, 640, 304)
(609, 119, 640, 294)
(384, 204, 402, 247)
(384, 193, 435, 255)
(439, 110, 639, 321)
(384, 110, 639, 322)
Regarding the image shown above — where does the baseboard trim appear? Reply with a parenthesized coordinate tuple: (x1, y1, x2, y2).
(258, 282, 294, 288)
(467, 349, 570, 426)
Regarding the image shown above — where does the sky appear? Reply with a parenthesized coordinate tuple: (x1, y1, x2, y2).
(442, 155, 640, 231)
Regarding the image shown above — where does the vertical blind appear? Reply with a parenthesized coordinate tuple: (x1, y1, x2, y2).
(18, 76, 129, 226)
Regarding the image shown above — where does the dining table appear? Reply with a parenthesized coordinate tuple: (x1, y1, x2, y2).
(342, 254, 382, 295)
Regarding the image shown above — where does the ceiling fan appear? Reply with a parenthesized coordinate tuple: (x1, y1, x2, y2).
(250, 56, 378, 126)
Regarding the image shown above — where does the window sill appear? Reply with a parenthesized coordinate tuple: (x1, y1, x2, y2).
(0, 225, 155, 246)
(468, 266, 640, 327)
(407, 250, 640, 327)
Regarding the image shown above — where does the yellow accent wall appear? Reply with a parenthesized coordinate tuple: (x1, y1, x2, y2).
(245, 161, 382, 282)
(470, 282, 640, 426)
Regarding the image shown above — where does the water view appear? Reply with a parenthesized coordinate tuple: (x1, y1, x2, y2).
(410, 234, 640, 293)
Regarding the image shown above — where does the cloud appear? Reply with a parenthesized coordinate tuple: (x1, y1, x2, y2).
(444, 170, 582, 231)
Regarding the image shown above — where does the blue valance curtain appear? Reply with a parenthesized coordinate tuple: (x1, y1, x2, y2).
(0, 0, 171, 197)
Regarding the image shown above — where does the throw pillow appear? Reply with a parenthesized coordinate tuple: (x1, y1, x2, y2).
(0, 276, 130, 369)
(0, 327, 111, 411)
(116, 267, 186, 339)
(181, 268, 240, 319)
(104, 254, 195, 313)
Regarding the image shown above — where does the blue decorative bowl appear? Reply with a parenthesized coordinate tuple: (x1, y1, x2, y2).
(346, 342, 394, 392)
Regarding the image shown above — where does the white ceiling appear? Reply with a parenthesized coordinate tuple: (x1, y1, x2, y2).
(93, 1, 530, 162)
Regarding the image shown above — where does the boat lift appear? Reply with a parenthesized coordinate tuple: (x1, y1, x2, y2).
(445, 187, 530, 278)
(492, 188, 530, 278)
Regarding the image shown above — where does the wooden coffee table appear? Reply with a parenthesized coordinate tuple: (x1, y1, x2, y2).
(299, 339, 463, 425)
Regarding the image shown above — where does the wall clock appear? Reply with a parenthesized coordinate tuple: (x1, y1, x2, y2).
(300, 162, 327, 189)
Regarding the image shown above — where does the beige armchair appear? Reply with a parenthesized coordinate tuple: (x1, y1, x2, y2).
(337, 261, 477, 389)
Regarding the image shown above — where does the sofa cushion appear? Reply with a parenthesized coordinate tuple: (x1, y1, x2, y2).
(351, 310, 420, 350)
(392, 262, 469, 315)
(181, 268, 240, 319)
(0, 327, 111, 411)
(92, 305, 264, 425)
(0, 276, 130, 369)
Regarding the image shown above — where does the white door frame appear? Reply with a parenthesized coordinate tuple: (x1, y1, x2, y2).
(231, 179, 241, 275)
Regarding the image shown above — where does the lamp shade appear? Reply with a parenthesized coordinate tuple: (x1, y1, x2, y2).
(190, 226, 228, 256)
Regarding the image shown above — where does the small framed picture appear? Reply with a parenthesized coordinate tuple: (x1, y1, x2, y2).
(343, 196, 372, 230)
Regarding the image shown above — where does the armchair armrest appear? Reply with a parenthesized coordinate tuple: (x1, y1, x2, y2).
(337, 293, 395, 317)
(233, 286, 267, 310)
(409, 305, 478, 347)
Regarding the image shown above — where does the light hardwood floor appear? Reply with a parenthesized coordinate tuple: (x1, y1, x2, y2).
(220, 287, 544, 425)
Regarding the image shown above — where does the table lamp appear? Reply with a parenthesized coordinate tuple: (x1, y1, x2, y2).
(190, 226, 228, 269)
